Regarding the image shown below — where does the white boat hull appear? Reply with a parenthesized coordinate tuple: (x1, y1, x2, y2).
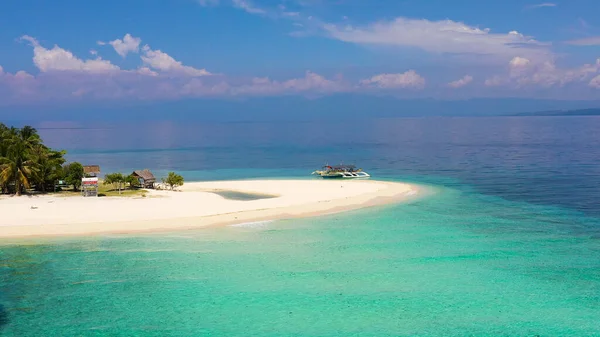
(313, 171, 371, 179)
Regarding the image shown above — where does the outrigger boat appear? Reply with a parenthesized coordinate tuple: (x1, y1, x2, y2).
(312, 164, 371, 179)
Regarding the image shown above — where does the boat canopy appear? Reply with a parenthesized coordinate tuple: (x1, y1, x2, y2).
(323, 164, 358, 171)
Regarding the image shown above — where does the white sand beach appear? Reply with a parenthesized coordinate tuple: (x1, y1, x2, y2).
(0, 179, 420, 238)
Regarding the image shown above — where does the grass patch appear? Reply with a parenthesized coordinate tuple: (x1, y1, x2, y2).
(97, 182, 148, 197)
(49, 181, 148, 198)
(98, 188, 148, 198)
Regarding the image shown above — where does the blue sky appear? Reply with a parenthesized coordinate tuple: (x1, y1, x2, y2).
(0, 0, 599, 106)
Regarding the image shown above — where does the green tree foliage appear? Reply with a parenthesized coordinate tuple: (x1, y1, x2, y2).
(162, 172, 184, 190)
(125, 174, 140, 188)
(63, 162, 84, 191)
(0, 124, 60, 195)
(104, 172, 125, 194)
(0, 124, 75, 195)
(30, 144, 67, 192)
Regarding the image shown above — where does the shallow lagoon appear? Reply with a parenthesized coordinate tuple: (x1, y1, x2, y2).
(2, 116, 599, 336)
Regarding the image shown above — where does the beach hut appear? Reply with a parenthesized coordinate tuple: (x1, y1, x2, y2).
(83, 165, 101, 177)
(132, 169, 156, 188)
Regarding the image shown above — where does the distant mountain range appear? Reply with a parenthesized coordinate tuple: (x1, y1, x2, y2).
(513, 108, 600, 116)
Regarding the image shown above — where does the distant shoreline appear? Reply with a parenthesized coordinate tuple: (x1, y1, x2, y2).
(510, 108, 600, 117)
(0, 179, 423, 240)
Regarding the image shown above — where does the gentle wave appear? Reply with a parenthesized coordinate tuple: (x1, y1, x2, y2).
(228, 220, 274, 228)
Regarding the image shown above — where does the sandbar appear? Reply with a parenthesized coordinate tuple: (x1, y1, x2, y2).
(0, 179, 420, 238)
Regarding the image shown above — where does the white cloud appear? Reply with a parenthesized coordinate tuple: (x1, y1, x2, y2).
(198, 0, 296, 18)
(7, 31, 600, 104)
(447, 75, 473, 88)
(526, 3, 557, 9)
(590, 75, 600, 88)
(137, 67, 159, 76)
(525, 2, 558, 9)
(0, 68, 37, 100)
(508, 56, 532, 78)
(0, 67, 353, 103)
(484, 76, 505, 87)
(323, 18, 550, 62)
(276, 4, 299, 17)
(19, 35, 213, 78)
(197, 0, 219, 5)
(282, 71, 344, 91)
(510, 56, 531, 67)
(232, 0, 266, 14)
(234, 71, 346, 95)
(140, 45, 211, 76)
(13, 71, 35, 80)
(108, 33, 141, 57)
(360, 70, 425, 89)
(565, 36, 600, 46)
(21, 35, 119, 73)
(486, 57, 600, 87)
(182, 79, 230, 96)
(518, 59, 599, 87)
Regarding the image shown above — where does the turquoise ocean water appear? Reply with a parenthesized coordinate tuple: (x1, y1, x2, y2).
(1, 117, 600, 336)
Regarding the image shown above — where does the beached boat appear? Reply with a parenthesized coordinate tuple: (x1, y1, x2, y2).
(312, 165, 371, 179)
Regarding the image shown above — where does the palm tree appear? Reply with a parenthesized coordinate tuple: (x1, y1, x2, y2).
(19, 125, 41, 146)
(0, 126, 42, 195)
(30, 144, 66, 192)
(0, 125, 67, 196)
(0, 125, 17, 157)
(0, 123, 8, 193)
(0, 138, 37, 196)
(0, 159, 36, 196)
(0, 123, 8, 152)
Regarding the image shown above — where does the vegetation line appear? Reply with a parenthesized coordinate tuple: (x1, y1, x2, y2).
(1, 123, 185, 197)
(1, 123, 80, 195)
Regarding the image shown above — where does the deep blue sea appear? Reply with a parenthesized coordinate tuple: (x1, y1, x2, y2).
(1, 116, 599, 336)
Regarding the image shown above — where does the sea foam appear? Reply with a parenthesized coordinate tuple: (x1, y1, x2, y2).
(229, 220, 274, 228)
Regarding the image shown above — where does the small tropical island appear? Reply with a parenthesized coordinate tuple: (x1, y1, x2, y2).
(1, 123, 421, 239)
(1, 123, 185, 197)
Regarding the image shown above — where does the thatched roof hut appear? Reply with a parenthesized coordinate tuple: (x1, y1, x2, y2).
(132, 169, 156, 188)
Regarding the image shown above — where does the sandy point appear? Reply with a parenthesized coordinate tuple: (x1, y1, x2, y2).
(0, 179, 423, 239)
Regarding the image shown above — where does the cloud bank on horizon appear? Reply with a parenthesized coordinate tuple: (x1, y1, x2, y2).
(0, 0, 599, 105)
